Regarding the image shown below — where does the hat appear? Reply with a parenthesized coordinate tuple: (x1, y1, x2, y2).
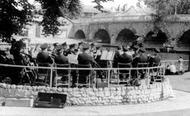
(78, 42, 83, 46)
(83, 44, 89, 51)
(69, 44, 75, 49)
(62, 42, 67, 46)
(90, 43, 95, 46)
(122, 46, 128, 52)
(16, 40, 26, 49)
(139, 48, 146, 53)
(40, 43, 48, 50)
(53, 42, 59, 47)
(56, 45, 63, 52)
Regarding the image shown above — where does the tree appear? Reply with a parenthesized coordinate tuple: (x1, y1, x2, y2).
(0, 0, 33, 42)
(36, 0, 81, 36)
(144, 0, 190, 39)
(93, 0, 113, 12)
(0, 0, 81, 42)
(144, 0, 190, 22)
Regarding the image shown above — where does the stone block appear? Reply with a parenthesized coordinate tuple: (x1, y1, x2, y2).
(3, 98, 33, 107)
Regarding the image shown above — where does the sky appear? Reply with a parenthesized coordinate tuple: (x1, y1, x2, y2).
(28, 0, 141, 9)
(80, 0, 139, 6)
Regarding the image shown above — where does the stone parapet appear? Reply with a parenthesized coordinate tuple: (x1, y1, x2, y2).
(0, 79, 174, 106)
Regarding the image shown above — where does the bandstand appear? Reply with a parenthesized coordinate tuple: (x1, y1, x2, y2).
(0, 63, 174, 106)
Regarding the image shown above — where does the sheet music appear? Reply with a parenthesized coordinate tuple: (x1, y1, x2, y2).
(100, 50, 108, 60)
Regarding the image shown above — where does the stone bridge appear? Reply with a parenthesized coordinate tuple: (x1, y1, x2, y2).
(69, 14, 190, 48)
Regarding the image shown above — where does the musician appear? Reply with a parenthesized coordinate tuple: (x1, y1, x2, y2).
(90, 43, 96, 57)
(54, 46, 69, 84)
(113, 46, 123, 68)
(0, 48, 14, 83)
(149, 53, 161, 67)
(132, 49, 148, 80)
(67, 49, 79, 87)
(10, 40, 33, 84)
(77, 44, 96, 84)
(54, 46, 68, 65)
(61, 42, 68, 56)
(133, 48, 148, 67)
(78, 44, 96, 65)
(52, 43, 59, 58)
(117, 46, 133, 81)
(118, 46, 133, 64)
(67, 44, 76, 55)
(36, 43, 53, 64)
(78, 42, 84, 54)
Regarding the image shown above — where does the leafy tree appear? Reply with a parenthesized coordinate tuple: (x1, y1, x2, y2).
(93, 0, 113, 12)
(176, 0, 190, 14)
(144, 0, 190, 22)
(0, 0, 81, 42)
(36, 0, 81, 36)
(0, 0, 33, 42)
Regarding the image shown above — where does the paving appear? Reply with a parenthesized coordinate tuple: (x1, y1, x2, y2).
(0, 72, 190, 116)
(167, 72, 190, 93)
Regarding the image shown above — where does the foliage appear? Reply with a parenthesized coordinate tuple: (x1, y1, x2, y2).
(144, 0, 190, 39)
(36, 0, 81, 36)
(177, 0, 190, 14)
(144, 0, 190, 22)
(0, 0, 81, 41)
(93, 0, 113, 12)
(0, 0, 34, 42)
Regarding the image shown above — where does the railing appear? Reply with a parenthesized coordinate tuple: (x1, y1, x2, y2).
(0, 63, 166, 88)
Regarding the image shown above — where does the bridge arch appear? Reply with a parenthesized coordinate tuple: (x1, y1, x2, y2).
(144, 27, 168, 47)
(74, 30, 86, 39)
(94, 29, 110, 43)
(178, 29, 190, 47)
(116, 28, 137, 44)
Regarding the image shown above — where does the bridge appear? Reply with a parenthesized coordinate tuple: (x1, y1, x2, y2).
(69, 10, 190, 49)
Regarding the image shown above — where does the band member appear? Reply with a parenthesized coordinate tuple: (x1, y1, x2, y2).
(67, 49, 79, 87)
(149, 53, 161, 67)
(61, 42, 68, 56)
(36, 43, 54, 64)
(54, 46, 69, 83)
(118, 46, 133, 64)
(117, 46, 133, 81)
(77, 44, 96, 84)
(54, 46, 68, 65)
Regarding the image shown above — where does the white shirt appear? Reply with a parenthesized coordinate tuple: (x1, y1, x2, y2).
(67, 54, 78, 64)
(169, 64, 177, 73)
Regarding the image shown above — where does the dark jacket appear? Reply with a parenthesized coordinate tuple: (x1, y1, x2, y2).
(77, 52, 95, 65)
(54, 54, 68, 64)
(118, 53, 133, 64)
(138, 53, 148, 63)
(36, 51, 53, 64)
(149, 55, 161, 66)
(132, 53, 148, 67)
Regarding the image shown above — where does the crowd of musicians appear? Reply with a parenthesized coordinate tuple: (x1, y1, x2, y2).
(0, 38, 162, 86)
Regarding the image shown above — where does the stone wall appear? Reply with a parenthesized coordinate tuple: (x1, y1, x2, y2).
(0, 78, 174, 106)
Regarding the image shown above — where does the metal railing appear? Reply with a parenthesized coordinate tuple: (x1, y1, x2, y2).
(0, 63, 166, 88)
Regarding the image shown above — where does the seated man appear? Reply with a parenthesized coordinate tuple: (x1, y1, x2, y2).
(54, 46, 68, 65)
(54, 46, 69, 84)
(77, 44, 96, 84)
(117, 46, 133, 82)
(118, 46, 133, 64)
(132, 49, 148, 79)
(36, 44, 54, 84)
(149, 53, 161, 67)
(36, 43, 54, 64)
